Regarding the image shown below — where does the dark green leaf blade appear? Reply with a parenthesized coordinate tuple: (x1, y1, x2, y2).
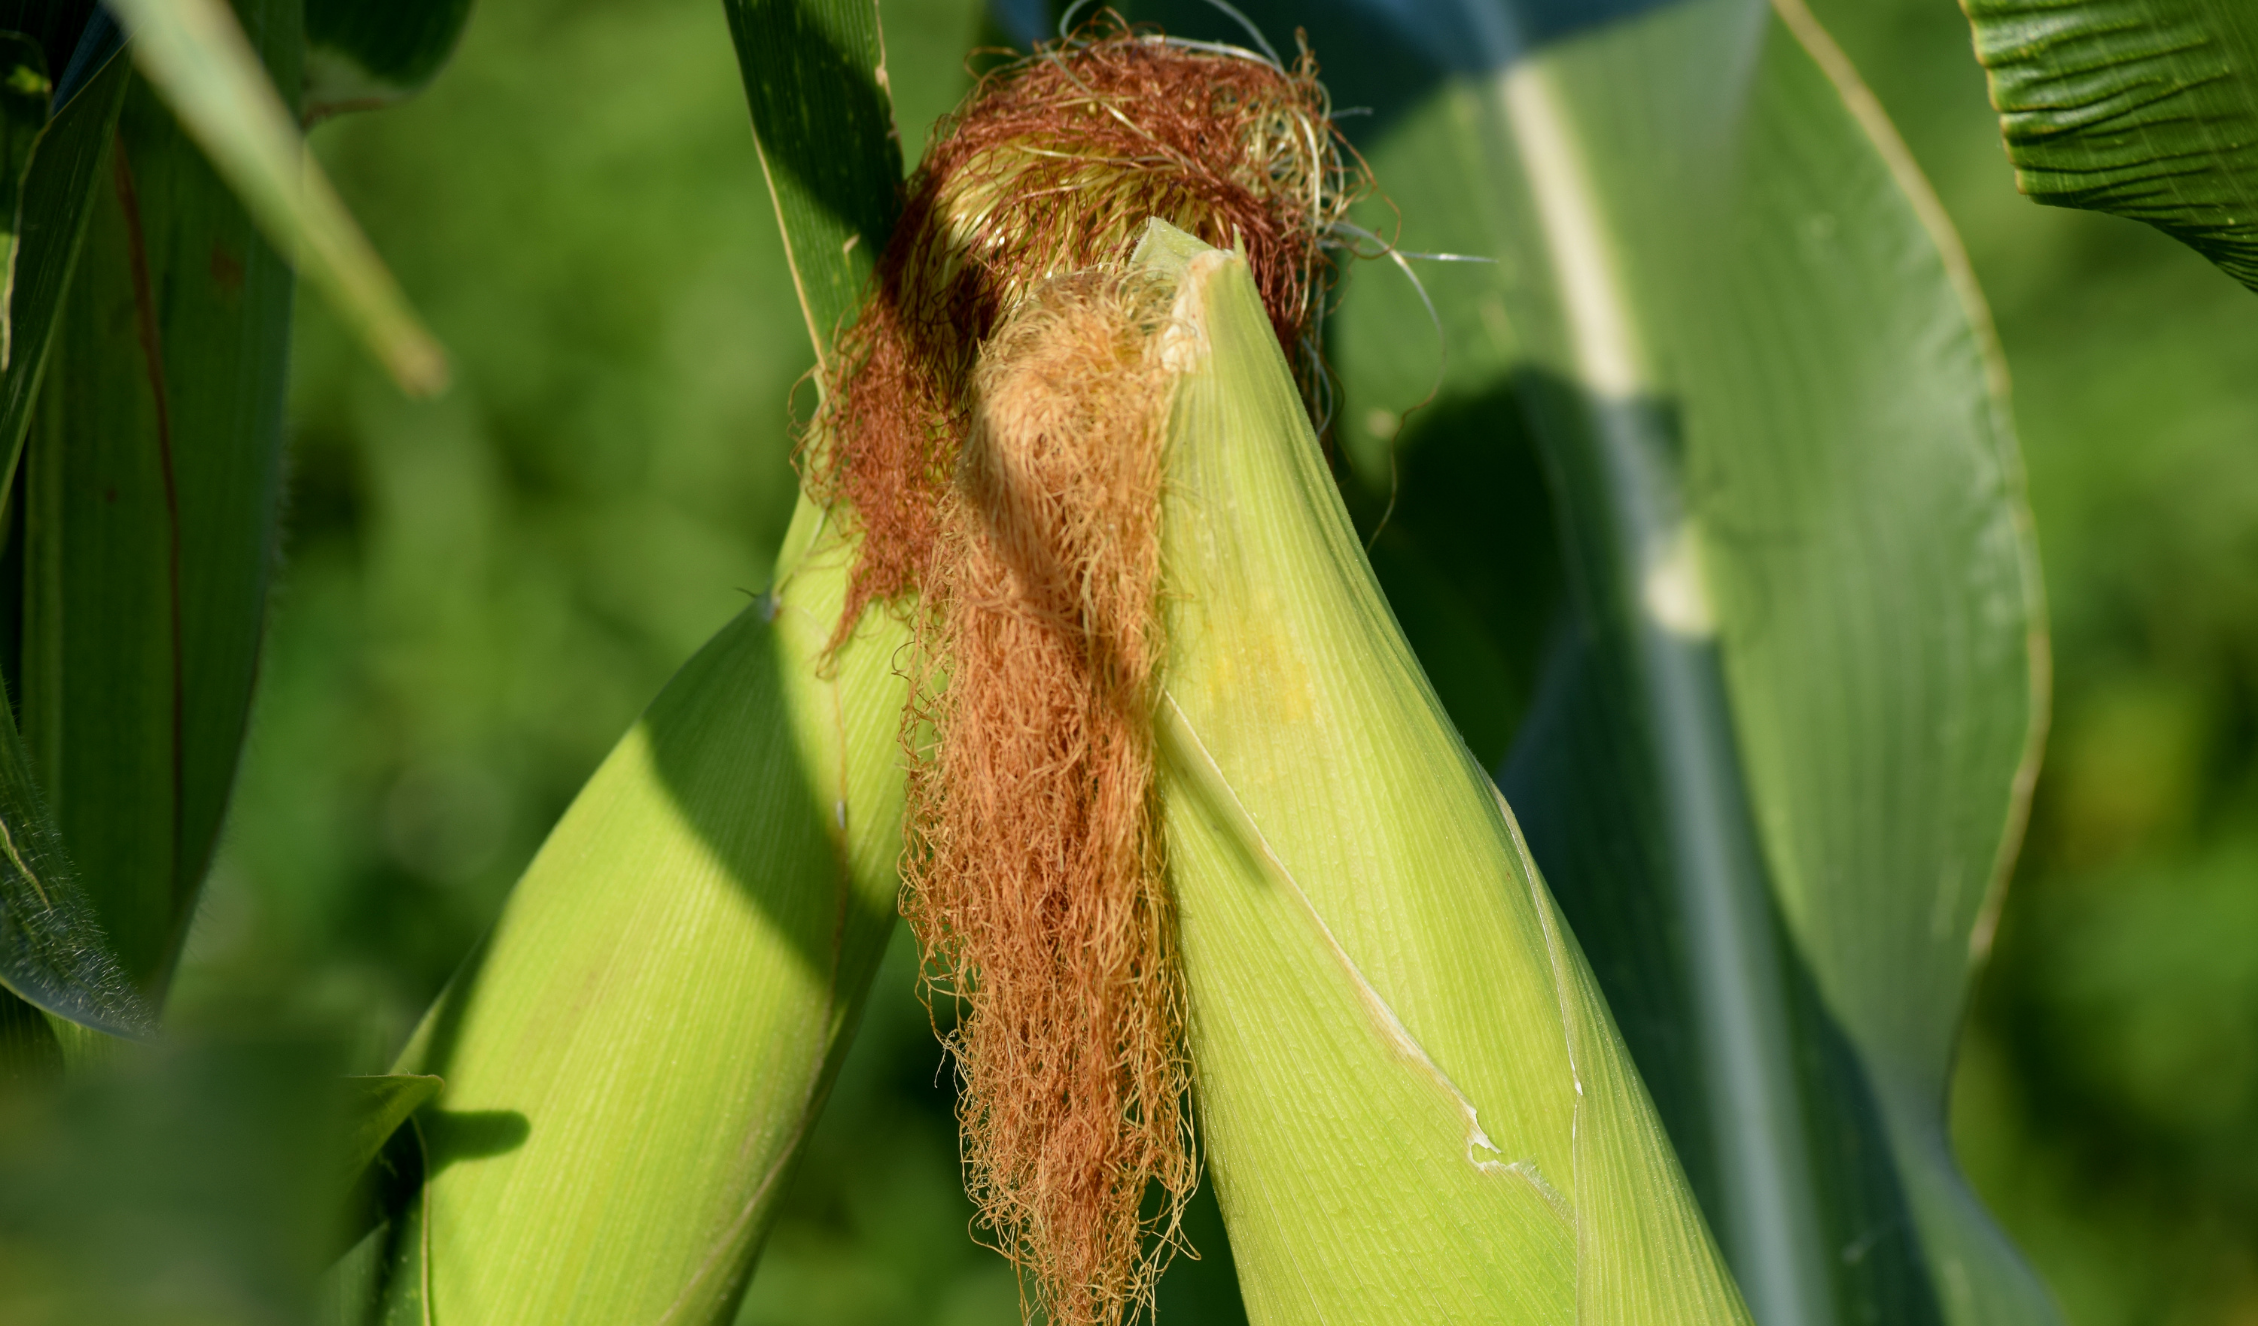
(341, 1074, 441, 1180)
(21, 0, 298, 995)
(0, 43, 127, 491)
(0, 31, 53, 370)
(1962, 0, 2258, 291)
(718, 0, 903, 368)
(0, 695, 152, 1038)
(305, 0, 475, 119)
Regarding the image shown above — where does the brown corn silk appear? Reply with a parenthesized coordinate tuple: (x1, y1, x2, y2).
(908, 272, 1185, 1324)
(807, 26, 1361, 1325)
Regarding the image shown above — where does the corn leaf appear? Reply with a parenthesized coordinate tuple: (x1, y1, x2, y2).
(1264, 0, 2055, 1321)
(364, 501, 911, 1324)
(105, 0, 446, 393)
(20, 0, 300, 996)
(305, 0, 476, 120)
(0, 36, 127, 496)
(1962, 0, 2258, 292)
(341, 1074, 442, 1182)
(719, 0, 903, 368)
(1142, 224, 1746, 1323)
(0, 689, 152, 1038)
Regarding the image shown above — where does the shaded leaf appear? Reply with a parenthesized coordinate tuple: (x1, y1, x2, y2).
(719, 0, 904, 370)
(105, 0, 447, 393)
(0, 690, 152, 1038)
(0, 40, 126, 494)
(0, 30, 52, 369)
(1963, 0, 2258, 291)
(20, 0, 298, 996)
(341, 1073, 442, 1182)
(305, 0, 476, 120)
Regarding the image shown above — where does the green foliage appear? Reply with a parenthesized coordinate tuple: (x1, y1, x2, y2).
(720, 0, 904, 364)
(1962, 0, 2258, 292)
(305, 0, 475, 116)
(0, 0, 2227, 1323)
(22, 4, 301, 994)
(108, 0, 447, 392)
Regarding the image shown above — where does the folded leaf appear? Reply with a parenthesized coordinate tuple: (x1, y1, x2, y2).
(1963, 0, 2258, 292)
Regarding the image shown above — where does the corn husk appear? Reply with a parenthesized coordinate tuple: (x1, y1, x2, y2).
(1140, 221, 1750, 1324)
(363, 495, 908, 1324)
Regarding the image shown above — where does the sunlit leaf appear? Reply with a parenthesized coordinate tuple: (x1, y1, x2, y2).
(1963, 0, 2258, 292)
(1146, 223, 1748, 1325)
(105, 0, 447, 393)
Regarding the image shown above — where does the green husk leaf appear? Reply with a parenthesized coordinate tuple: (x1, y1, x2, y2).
(1142, 222, 1748, 1325)
(364, 499, 910, 1323)
(341, 1074, 441, 1181)
(21, 0, 300, 996)
(105, 0, 446, 393)
(719, 0, 903, 369)
(1299, 0, 2055, 1320)
(1962, 0, 2258, 291)
(304, 0, 475, 120)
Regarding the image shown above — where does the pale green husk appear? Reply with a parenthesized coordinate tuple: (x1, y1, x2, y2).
(365, 495, 908, 1324)
(1139, 221, 1749, 1325)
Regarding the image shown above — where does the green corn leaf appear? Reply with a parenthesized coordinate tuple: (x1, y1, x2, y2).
(719, 0, 903, 368)
(0, 31, 50, 370)
(0, 38, 128, 496)
(341, 1074, 442, 1182)
(0, 692, 152, 1039)
(304, 0, 476, 120)
(1275, 0, 2054, 1321)
(1962, 0, 2258, 292)
(105, 0, 447, 393)
(19, 3, 300, 998)
(1141, 221, 1746, 1323)
(365, 500, 911, 1324)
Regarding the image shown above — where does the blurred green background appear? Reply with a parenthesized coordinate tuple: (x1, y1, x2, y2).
(151, 0, 2258, 1322)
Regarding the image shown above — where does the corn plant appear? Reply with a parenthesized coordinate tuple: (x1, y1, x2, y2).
(2, 0, 2254, 1321)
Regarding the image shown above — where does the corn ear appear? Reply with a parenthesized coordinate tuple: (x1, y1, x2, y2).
(365, 494, 908, 1324)
(1139, 222, 1749, 1324)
